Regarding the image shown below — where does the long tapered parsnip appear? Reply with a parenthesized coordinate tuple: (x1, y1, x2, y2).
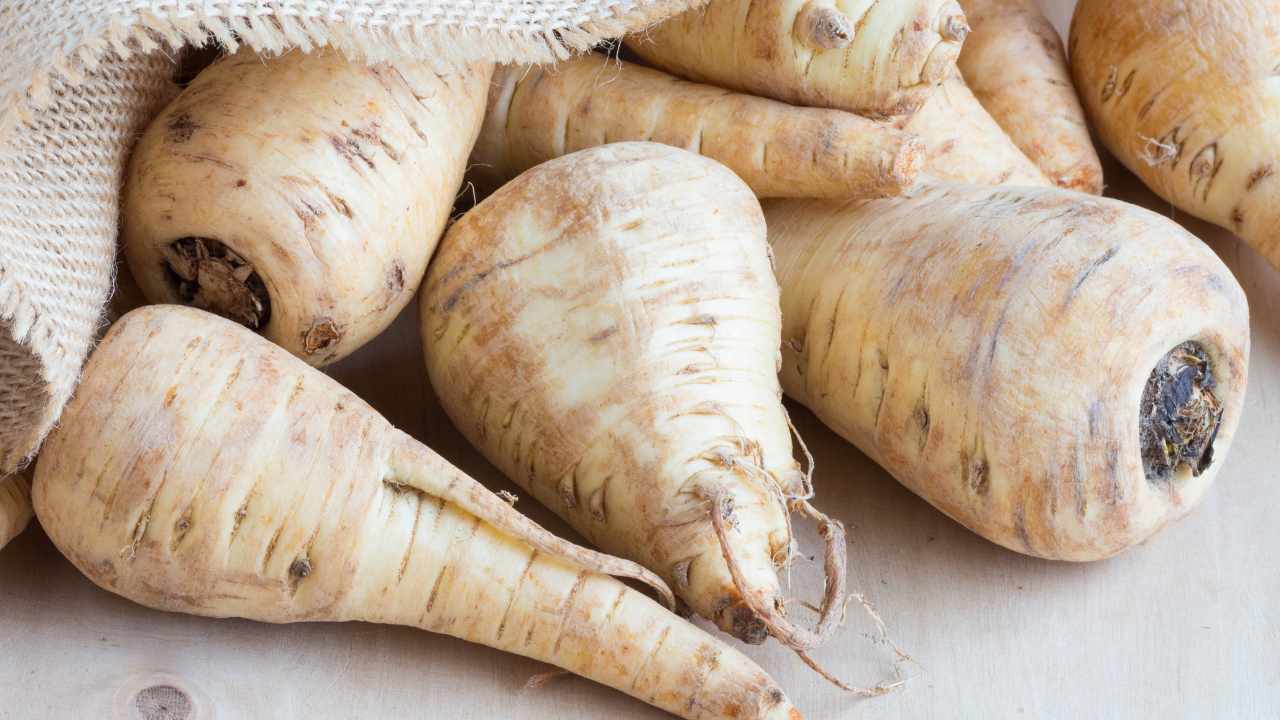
(123, 50, 490, 365)
(422, 144, 847, 666)
(33, 306, 803, 720)
(469, 55, 923, 200)
(0, 472, 32, 551)
(765, 185, 1249, 560)
(957, 0, 1103, 193)
(1070, 0, 1280, 269)
(625, 0, 969, 117)
(896, 74, 1051, 187)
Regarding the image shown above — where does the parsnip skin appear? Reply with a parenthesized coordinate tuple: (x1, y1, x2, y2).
(1070, 0, 1280, 268)
(470, 56, 923, 200)
(958, 0, 1103, 193)
(123, 50, 491, 365)
(766, 186, 1249, 560)
(34, 307, 801, 720)
(896, 74, 1051, 187)
(0, 472, 32, 550)
(424, 144, 844, 650)
(626, 0, 969, 118)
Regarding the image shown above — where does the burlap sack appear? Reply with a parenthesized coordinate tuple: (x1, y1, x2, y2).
(0, 1, 694, 481)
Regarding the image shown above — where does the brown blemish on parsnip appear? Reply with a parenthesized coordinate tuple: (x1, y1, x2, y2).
(166, 112, 199, 143)
(172, 151, 241, 172)
(329, 133, 376, 170)
(302, 319, 342, 355)
(326, 190, 353, 218)
(387, 262, 406, 293)
(1246, 163, 1274, 191)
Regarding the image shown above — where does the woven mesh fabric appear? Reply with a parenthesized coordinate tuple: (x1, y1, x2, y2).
(0, 0, 695, 511)
(0, 48, 178, 474)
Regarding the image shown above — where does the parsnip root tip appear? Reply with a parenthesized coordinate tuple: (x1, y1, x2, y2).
(940, 8, 970, 43)
(795, 3, 855, 50)
(708, 488, 851, 686)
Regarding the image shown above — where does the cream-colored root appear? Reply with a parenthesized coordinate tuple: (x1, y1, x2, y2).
(958, 0, 1103, 193)
(34, 306, 798, 720)
(765, 185, 1249, 560)
(389, 444, 674, 609)
(625, 0, 968, 117)
(1071, 0, 1280, 269)
(423, 143, 847, 661)
(0, 471, 32, 550)
(123, 50, 491, 365)
(896, 74, 1052, 187)
(470, 55, 923, 200)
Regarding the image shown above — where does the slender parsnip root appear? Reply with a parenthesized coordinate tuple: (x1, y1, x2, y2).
(957, 0, 1103, 193)
(895, 74, 1051, 187)
(765, 185, 1249, 560)
(34, 306, 803, 720)
(123, 50, 491, 365)
(469, 55, 923, 199)
(0, 471, 32, 550)
(625, 0, 969, 117)
(1070, 0, 1280, 269)
(423, 144, 848, 667)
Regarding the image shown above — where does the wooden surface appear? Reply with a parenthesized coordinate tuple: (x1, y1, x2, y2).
(2, 3, 1278, 718)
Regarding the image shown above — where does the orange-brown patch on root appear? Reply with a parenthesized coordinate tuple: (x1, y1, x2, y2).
(303, 319, 343, 355)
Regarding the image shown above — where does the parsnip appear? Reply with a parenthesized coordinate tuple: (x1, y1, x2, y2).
(957, 0, 1103, 193)
(123, 50, 490, 365)
(1071, 0, 1280, 268)
(896, 74, 1051, 187)
(34, 306, 803, 720)
(0, 472, 32, 551)
(765, 185, 1249, 560)
(422, 144, 847, 666)
(470, 55, 923, 200)
(625, 0, 969, 117)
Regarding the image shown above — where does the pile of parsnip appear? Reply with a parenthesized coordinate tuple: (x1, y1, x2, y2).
(10, 0, 1270, 716)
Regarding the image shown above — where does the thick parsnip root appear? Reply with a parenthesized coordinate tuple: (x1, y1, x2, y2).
(423, 144, 847, 659)
(1070, 0, 1280, 268)
(470, 55, 923, 200)
(765, 185, 1249, 560)
(895, 74, 1052, 187)
(34, 306, 802, 720)
(0, 471, 32, 550)
(625, 0, 969, 117)
(957, 0, 1103, 193)
(123, 50, 491, 365)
